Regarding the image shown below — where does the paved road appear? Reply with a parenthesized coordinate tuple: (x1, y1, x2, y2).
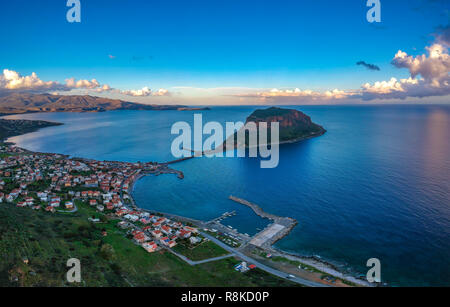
(165, 246, 235, 266)
(192, 254, 235, 265)
(200, 232, 328, 287)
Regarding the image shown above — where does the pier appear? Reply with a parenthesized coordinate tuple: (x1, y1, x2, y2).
(228, 196, 298, 248)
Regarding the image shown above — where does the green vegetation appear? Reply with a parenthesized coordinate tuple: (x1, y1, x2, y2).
(0, 119, 62, 141)
(0, 202, 298, 287)
(173, 239, 229, 261)
(226, 107, 326, 147)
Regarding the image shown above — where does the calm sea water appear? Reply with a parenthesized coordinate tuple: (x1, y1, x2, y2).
(5, 105, 450, 286)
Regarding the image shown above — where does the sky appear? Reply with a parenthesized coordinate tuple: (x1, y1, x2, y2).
(0, 0, 449, 105)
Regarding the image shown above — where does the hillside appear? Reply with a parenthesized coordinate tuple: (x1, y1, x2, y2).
(0, 202, 297, 287)
(0, 119, 62, 141)
(0, 93, 205, 114)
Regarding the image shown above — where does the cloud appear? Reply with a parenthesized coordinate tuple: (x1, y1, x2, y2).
(152, 88, 170, 96)
(120, 87, 170, 97)
(0, 69, 66, 92)
(0, 69, 171, 98)
(391, 43, 450, 87)
(231, 40, 450, 103)
(357, 61, 380, 71)
(234, 87, 357, 103)
(121, 86, 152, 97)
(65, 77, 101, 89)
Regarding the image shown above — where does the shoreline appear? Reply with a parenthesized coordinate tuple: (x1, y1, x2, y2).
(3, 118, 371, 287)
(128, 172, 372, 287)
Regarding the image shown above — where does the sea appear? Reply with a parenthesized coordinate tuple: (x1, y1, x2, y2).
(4, 104, 450, 286)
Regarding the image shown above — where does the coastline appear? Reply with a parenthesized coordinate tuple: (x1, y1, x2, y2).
(128, 170, 372, 287)
(3, 117, 371, 287)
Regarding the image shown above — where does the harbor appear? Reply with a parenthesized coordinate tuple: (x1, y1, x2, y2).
(228, 196, 298, 248)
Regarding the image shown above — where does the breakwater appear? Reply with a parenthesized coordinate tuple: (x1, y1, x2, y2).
(228, 196, 297, 248)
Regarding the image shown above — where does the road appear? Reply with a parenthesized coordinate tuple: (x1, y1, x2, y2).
(164, 247, 235, 266)
(200, 232, 329, 287)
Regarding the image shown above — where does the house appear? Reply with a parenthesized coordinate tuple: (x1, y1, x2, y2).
(142, 242, 157, 253)
(152, 230, 162, 238)
(161, 225, 172, 235)
(133, 232, 150, 243)
(88, 217, 101, 223)
(37, 192, 47, 198)
(177, 229, 191, 239)
(189, 236, 202, 244)
(184, 226, 198, 233)
(116, 209, 128, 217)
(124, 214, 139, 222)
(140, 218, 151, 224)
(45, 206, 56, 213)
(167, 240, 177, 248)
(89, 199, 97, 206)
(96, 205, 104, 212)
(65, 201, 74, 209)
(160, 237, 170, 245)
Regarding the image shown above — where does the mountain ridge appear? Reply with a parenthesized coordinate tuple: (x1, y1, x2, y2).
(0, 93, 206, 114)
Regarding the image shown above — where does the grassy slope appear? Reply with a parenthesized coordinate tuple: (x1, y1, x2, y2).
(0, 202, 298, 287)
(173, 240, 229, 261)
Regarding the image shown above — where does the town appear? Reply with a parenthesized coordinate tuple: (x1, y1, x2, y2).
(0, 143, 204, 256)
(0, 142, 368, 287)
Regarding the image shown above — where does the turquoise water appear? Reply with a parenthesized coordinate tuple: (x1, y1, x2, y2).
(5, 105, 450, 286)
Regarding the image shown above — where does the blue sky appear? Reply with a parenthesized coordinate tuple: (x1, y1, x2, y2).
(0, 0, 449, 104)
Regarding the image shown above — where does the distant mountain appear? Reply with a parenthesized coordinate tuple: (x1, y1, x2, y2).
(0, 93, 206, 114)
(225, 107, 326, 149)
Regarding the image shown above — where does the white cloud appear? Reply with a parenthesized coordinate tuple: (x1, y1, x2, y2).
(0, 69, 64, 92)
(65, 77, 101, 89)
(120, 86, 152, 97)
(231, 42, 450, 102)
(391, 44, 450, 87)
(120, 86, 170, 97)
(0, 69, 171, 98)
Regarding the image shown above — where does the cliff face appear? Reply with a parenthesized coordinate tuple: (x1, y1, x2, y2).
(245, 107, 326, 144)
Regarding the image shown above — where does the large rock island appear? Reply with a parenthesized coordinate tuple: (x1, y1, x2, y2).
(223, 107, 326, 150)
(247, 107, 326, 144)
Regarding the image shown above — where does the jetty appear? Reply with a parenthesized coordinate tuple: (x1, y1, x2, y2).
(229, 196, 297, 248)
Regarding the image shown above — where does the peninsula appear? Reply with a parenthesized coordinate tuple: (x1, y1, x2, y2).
(0, 118, 62, 140)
